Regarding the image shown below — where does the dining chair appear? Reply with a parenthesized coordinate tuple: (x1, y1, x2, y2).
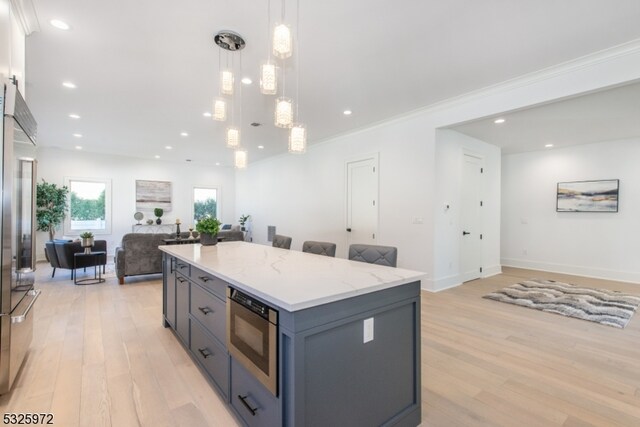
(348, 244, 397, 267)
(302, 241, 337, 257)
(272, 234, 292, 250)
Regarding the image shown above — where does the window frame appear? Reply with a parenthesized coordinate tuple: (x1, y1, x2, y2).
(192, 186, 221, 226)
(63, 176, 112, 236)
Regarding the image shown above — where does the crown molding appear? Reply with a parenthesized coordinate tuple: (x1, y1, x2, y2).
(10, 0, 39, 35)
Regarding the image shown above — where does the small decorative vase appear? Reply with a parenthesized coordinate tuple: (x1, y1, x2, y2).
(188, 229, 194, 239)
(81, 237, 94, 254)
(156, 218, 162, 225)
(200, 233, 218, 246)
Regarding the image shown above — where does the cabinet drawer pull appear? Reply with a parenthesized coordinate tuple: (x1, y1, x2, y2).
(178, 264, 187, 269)
(237, 395, 257, 416)
(198, 348, 212, 359)
(177, 277, 187, 284)
(198, 276, 211, 282)
(198, 306, 213, 315)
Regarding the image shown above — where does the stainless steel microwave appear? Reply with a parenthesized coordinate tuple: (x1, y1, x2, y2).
(227, 287, 278, 395)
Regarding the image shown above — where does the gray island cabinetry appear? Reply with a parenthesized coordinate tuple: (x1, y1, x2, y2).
(161, 242, 424, 427)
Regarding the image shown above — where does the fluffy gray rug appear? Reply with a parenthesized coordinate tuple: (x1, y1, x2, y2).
(484, 279, 640, 328)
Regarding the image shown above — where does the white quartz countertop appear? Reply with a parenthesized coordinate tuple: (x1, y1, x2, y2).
(160, 242, 426, 312)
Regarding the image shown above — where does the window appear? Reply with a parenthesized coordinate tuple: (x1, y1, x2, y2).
(193, 187, 218, 225)
(64, 177, 112, 235)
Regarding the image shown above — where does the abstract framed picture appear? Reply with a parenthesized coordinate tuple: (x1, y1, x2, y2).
(136, 180, 172, 212)
(556, 179, 619, 212)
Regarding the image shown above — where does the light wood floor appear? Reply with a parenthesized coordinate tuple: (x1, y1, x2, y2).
(1, 264, 640, 426)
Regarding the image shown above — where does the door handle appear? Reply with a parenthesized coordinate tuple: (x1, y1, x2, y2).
(11, 289, 41, 324)
(346, 228, 352, 232)
(462, 231, 471, 236)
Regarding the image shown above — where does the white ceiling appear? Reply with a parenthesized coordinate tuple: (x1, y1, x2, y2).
(25, 0, 640, 166)
(449, 80, 640, 153)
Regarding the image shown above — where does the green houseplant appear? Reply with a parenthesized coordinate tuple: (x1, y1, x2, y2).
(239, 214, 251, 231)
(154, 207, 164, 224)
(196, 216, 221, 246)
(36, 180, 69, 240)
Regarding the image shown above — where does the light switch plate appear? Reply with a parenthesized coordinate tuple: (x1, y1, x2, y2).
(363, 317, 374, 343)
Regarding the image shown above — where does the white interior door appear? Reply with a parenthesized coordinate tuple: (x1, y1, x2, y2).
(346, 157, 378, 249)
(460, 154, 483, 282)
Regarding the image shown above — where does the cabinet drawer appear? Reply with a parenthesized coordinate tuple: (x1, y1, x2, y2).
(175, 259, 191, 276)
(190, 283, 226, 345)
(191, 318, 229, 398)
(191, 266, 227, 300)
(230, 358, 280, 427)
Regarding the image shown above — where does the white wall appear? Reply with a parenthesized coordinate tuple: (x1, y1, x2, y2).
(235, 115, 435, 275)
(0, 0, 26, 93)
(36, 147, 236, 259)
(433, 130, 501, 291)
(236, 41, 640, 291)
(502, 139, 640, 283)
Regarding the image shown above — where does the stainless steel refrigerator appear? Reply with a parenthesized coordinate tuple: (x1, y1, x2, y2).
(0, 78, 40, 394)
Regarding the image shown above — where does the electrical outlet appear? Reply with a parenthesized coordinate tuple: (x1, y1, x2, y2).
(363, 317, 374, 343)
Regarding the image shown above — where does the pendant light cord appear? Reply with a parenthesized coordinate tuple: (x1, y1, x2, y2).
(295, 0, 300, 119)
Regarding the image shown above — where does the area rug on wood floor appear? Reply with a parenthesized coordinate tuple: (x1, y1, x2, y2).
(483, 279, 640, 328)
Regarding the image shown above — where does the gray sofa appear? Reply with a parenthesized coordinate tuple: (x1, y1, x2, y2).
(115, 233, 170, 284)
(115, 230, 245, 284)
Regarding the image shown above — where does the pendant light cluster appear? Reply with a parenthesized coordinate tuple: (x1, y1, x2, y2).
(211, 0, 306, 170)
(261, 0, 307, 154)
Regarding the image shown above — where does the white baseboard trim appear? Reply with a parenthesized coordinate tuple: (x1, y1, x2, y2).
(501, 258, 640, 284)
(425, 264, 503, 292)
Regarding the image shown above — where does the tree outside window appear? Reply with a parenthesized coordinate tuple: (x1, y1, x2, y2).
(193, 187, 218, 224)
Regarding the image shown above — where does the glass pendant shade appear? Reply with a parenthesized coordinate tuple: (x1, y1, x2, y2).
(260, 62, 277, 95)
(234, 150, 248, 169)
(221, 70, 234, 95)
(213, 98, 227, 121)
(226, 127, 240, 148)
(274, 97, 293, 128)
(273, 24, 293, 59)
(288, 123, 307, 154)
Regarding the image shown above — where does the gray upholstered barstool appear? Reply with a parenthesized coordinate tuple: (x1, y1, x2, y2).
(302, 241, 337, 257)
(348, 244, 397, 267)
(272, 234, 292, 249)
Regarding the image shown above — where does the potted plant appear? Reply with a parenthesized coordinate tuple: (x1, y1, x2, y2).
(36, 180, 69, 240)
(239, 214, 251, 231)
(80, 231, 94, 253)
(196, 216, 221, 246)
(154, 208, 164, 224)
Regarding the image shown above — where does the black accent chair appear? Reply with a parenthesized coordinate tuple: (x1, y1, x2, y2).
(272, 234, 292, 250)
(348, 244, 398, 267)
(46, 240, 107, 279)
(302, 241, 337, 257)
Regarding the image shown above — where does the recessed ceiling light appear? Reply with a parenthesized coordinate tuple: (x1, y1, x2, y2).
(203, 112, 212, 117)
(215, 162, 220, 166)
(180, 132, 189, 137)
(50, 19, 70, 30)
(68, 113, 80, 119)
(165, 146, 172, 150)
(545, 143, 554, 148)
(62, 81, 77, 89)
(154, 155, 160, 159)
(494, 118, 506, 124)
(241, 77, 253, 85)
(72, 133, 82, 138)
(75, 145, 82, 150)
(258, 145, 264, 149)
(343, 110, 352, 116)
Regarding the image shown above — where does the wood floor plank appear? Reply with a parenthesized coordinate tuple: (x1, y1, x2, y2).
(2, 262, 640, 427)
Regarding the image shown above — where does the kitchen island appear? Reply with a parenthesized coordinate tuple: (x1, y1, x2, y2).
(161, 242, 425, 427)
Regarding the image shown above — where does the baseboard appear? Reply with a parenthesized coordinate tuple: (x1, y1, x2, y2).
(425, 265, 503, 292)
(501, 258, 640, 284)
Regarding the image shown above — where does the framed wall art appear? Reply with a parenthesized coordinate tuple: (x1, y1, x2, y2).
(556, 179, 619, 212)
(136, 180, 172, 211)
